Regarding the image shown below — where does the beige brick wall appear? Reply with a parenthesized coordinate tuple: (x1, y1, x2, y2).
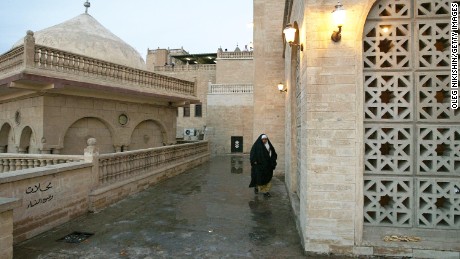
(216, 59, 254, 84)
(253, 0, 286, 169)
(280, 0, 376, 254)
(206, 94, 254, 155)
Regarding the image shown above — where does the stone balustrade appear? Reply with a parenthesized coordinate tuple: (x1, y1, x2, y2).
(0, 35, 196, 97)
(32, 45, 195, 95)
(0, 46, 24, 74)
(217, 51, 253, 59)
(0, 154, 84, 173)
(97, 141, 208, 185)
(208, 83, 253, 94)
(154, 64, 216, 72)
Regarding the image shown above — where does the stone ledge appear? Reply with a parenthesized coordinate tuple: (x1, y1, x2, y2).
(413, 249, 460, 259)
(0, 198, 21, 214)
(91, 153, 210, 196)
(0, 161, 92, 184)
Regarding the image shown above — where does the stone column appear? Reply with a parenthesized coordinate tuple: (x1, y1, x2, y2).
(0, 197, 21, 259)
(23, 30, 35, 68)
(84, 138, 100, 189)
(253, 0, 286, 168)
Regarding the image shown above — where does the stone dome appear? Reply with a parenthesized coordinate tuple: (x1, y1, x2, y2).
(13, 13, 146, 70)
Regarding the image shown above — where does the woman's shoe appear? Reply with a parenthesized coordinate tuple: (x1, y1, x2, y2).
(263, 192, 271, 197)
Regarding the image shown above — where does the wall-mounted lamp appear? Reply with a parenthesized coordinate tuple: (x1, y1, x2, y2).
(277, 83, 287, 93)
(331, 1, 346, 42)
(283, 24, 303, 51)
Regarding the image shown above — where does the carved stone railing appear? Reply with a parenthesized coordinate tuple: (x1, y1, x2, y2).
(32, 45, 195, 95)
(0, 32, 196, 97)
(154, 64, 216, 72)
(0, 154, 85, 173)
(97, 141, 208, 185)
(0, 46, 24, 74)
(217, 51, 253, 59)
(208, 83, 253, 94)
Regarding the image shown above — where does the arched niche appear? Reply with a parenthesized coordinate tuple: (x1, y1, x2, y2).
(61, 117, 114, 154)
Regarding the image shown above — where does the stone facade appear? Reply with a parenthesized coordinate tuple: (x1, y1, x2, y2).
(146, 49, 256, 155)
(274, 0, 460, 257)
(0, 94, 177, 155)
(0, 198, 20, 259)
(253, 0, 286, 171)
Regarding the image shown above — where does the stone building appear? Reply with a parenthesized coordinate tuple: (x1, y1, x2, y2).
(255, 0, 459, 257)
(147, 47, 255, 155)
(1, 0, 458, 258)
(0, 13, 198, 155)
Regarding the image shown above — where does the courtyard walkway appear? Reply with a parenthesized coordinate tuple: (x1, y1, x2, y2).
(13, 155, 351, 259)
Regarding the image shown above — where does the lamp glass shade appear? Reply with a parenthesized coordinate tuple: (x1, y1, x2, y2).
(283, 25, 296, 43)
(332, 5, 346, 27)
(277, 83, 284, 91)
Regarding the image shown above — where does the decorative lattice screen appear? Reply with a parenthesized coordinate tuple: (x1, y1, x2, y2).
(363, 0, 459, 229)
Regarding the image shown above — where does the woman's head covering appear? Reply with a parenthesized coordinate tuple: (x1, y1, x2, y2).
(261, 134, 268, 139)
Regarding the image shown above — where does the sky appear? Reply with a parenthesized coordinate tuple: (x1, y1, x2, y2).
(0, 0, 253, 59)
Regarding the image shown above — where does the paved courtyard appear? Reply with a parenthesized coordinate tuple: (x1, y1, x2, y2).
(13, 155, 356, 259)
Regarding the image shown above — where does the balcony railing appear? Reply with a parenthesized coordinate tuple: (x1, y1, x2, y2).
(0, 33, 196, 97)
(208, 83, 253, 94)
(217, 51, 253, 59)
(97, 141, 208, 185)
(0, 154, 84, 173)
(154, 64, 216, 72)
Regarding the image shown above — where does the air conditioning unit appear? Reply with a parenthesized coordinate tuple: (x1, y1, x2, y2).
(184, 128, 195, 136)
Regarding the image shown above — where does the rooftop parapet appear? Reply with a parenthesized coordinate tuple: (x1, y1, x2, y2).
(217, 51, 253, 59)
(0, 32, 197, 101)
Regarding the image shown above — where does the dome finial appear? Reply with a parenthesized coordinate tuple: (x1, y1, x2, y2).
(84, 0, 91, 14)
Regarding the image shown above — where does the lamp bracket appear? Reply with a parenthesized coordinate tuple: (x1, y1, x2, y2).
(331, 25, 342, 42)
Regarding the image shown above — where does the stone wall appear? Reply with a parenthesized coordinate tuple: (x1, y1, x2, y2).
(42, 95, 176, 154)
(152, 69, 215, 138)
(0, 96, 44, 154)
(0, 140, 209, 252)
(253, 0, 286, 171)
(216, 59, 254, 84)
(282, 0, 370, 254)
(0, 162, 93, 243)
(0, 198, 20, 259)
(206, 94, 254, 155)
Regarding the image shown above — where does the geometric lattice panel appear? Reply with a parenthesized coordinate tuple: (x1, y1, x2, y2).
(364, 73, 412, 120)
(364, 21, 411, 69)
(363, 0, 459, 235)
(416, 0, 452, 18)
(417, 126, 460, 175)
(417, 179, 460, 229)
(417, 72, 459, 121)
(416, 20, 451, 68)
(364, 177, 413, 227)
(365, 125, 412, 175)
(367, 0, 411, 19)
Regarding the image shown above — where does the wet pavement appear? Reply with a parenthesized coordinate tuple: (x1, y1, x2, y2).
(13, 155, 356, 259)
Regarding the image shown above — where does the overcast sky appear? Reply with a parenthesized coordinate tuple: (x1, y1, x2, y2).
(0, 0, 253, 59)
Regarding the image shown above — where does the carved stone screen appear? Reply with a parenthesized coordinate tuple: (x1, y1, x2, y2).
(363, 0, 459, 231)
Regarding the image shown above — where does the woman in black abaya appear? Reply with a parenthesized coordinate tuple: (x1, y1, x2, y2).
(249, 134, 277, 197)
